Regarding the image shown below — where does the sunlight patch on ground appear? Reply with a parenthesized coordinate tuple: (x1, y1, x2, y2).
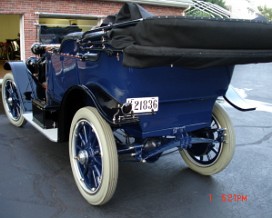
(247, 99, 272, 113)
(223, 87, 272, 113)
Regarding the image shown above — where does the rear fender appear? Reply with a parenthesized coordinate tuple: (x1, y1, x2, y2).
(4, 61, 37, 112)
(57, 85, 119, 142)
(223, 85, 256, 111)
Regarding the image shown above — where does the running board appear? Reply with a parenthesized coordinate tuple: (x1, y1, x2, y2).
(23, 112, 58, 142)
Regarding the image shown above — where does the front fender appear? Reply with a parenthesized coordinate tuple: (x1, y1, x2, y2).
(223, 85, 256, 111)
(4, 61, 36, 112)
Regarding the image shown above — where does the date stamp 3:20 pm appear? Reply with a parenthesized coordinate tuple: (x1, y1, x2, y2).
(209, 194, 248, 203)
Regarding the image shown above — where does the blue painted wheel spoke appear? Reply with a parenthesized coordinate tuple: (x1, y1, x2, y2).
(90, 133, 97, 145)
(91, 169, 98, 188)
(83, 165, 88, 176)
(8, 84, 16, 97)
(84, 167, 98, 189)
(93, 164, 102, 179)
(78, 132, 87, 147)
(187, 117, 222, 165)
(74, 119, 103, 192)
(83, 125, 89, 144)
(15, 103, 20, 114)
(92, 156, 102, 166)
(206, 153, 211, 161)
(7, 89, 12, 96)
(76, 144, 82, 150)
(211, 147, 218, 154)
(89, 165, 102, 189)
(11, 107, 17, 117)
(10, 101, 20, 118)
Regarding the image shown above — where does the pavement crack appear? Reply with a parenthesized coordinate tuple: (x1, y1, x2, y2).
(235, 125, 272, 129)
(32, 169, 68, 217)
(237, 131, 272, 146)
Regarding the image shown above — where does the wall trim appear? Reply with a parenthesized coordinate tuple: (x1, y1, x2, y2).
(35, 12, 105, 19)
(104, 0, 192, 8)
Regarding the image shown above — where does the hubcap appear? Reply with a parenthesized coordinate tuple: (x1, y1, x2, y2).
(7, 97, 13, 105)
(77, 150, 89, 165)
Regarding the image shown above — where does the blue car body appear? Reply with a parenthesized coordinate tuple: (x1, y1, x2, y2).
(3, 2, 271, 205)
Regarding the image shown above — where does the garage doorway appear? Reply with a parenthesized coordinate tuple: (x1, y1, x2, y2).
(0, 14, 22, 81)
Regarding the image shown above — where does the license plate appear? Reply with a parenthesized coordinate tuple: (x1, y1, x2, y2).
(126, 97, 159, 114)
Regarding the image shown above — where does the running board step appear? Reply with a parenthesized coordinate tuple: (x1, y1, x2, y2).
(23, 112, 58, 142)
(32, 99, 58, 129)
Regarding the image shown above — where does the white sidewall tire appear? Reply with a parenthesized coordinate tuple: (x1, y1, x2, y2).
(180, 102, 235, 175)
(2, 73, 26, 127)
(69, 106, 118, 205)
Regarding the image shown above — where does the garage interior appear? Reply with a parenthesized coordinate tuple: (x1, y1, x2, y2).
(0, 14, 20, 80)
(0, 14, 100, 82)
(37, 15, 100, 44)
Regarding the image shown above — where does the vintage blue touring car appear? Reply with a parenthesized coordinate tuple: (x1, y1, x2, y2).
(2, 3, 272, 205)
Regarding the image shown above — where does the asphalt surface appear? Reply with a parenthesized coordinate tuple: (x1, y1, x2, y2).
(0, 63, 272, 218)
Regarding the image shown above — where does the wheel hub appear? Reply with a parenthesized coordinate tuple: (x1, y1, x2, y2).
(77, 150, 89, 165)
(7, 97, 13, 105)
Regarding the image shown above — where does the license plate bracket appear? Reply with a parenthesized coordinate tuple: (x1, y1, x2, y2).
(126, 97, 159, 114)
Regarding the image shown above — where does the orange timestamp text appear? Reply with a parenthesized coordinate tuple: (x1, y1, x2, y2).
(209, 194, 248, 202)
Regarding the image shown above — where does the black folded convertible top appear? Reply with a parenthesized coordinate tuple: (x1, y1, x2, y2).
(107, 3, 272, 68)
